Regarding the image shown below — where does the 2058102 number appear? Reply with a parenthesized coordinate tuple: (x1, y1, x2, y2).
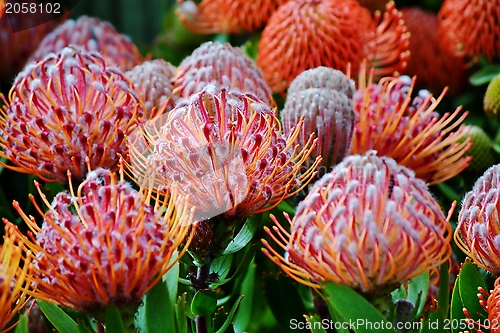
(5, 2, 60, 14)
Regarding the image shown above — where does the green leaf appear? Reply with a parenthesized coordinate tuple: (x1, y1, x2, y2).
(223, 215, 261, 255)
(407, 271, 430, 319)
(215, 295, 245, 333)
(450, 273, 465, 333)
(210, 254, 233, 281)
(233, 259, 255, 332)
(470, 64, 500, 86)
(324, 282, 396, 333)
(191, 290, 217, 316)
(104, 305, 125, 333)
(437, 262, 450, 317)
(141, 279, 176, 333)
(14, 313, 29, 333)
(420, 309, 446, 333)
(304, 315, 328, 333)
(210, 243, 257, 288)
(458, 262, 487, 321)
(175, 293, 189, 333)
(37, 300, 79, 333)
(76, 319, 93, 333)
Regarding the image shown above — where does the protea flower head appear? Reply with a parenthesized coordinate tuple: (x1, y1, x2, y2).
(263, 152, 453, 293)
(175, 0, 287, 34)
(459, 125, 497, 174)
(0, 46, 145, 184)
(4, 166, 194, 319)
(282, 67, 355, 172)
(126, 59, 177, 119)
(0, 226, 32, 332)
(485, 73, 500, 121)
(455, 164, 500, 274)
(438, 0, 500, 62)
(350, 66, 472, 184)
(401, 7, 467, 95)
(257, 0, 409, 94)
(173, 42, 274, 107)
(463, 276, 500, 333)
(28, 16, 143, 71)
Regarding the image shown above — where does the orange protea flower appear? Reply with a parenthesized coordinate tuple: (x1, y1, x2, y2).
(349, 66, 472, 184)
(4, 167, 194, 319)
(175, 0, 287, 34)
(173, 42, 274, 107)
(463, 277, 500, 333)
(401, 7, 467, 95)
(257, 0, 409, 94)
(126, 59, 177, 119)
(455, 164, 500, 274)
(0, 46, 144, 184)
(28, 16, 143, 71)
(0, 226, 32, 332)
(438, 0, 500, 63)
(129, 88, 319, 221)
(263, 152, 453, 292)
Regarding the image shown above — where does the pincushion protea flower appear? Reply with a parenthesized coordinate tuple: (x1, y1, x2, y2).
(173, 42, 274, 107)
(0, 226, 32, 332)
(455, 164, 500, 274)
(129, 88, 319, 221)
(257, 0, 409, 94)
(263, 152, 453, 292)
(401, 7, 466, 95)
(485, 74, 500, 121)
(175, 0, 287, 34)
(350, 66, 472, 184)
(0, 46, 144, 184)
(282, 67, 355, 171)
(126, 59, 177, 119)
(438, 0, 500, 62)
(463, 276, 500, 333)
(28, 16, 143, 71)
(4, 167, 194, 319)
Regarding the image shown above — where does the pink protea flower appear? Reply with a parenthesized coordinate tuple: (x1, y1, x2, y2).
(257, 0, 409, 94)
(263, 152, 453, 292)
(176, 0, 287, 34)
(0, 46, 144, 183)
(349, 66, 472, 184)
(282, 67, 355, 171)
(28, 16, 143, 71)
(4, 167, 194, 318)
(173, 42, 274, 107)
(126, 59, 177, 118)
(455, 164, 500, 274)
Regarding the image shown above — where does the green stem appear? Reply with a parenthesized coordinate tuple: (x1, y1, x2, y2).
(195, 260, 211, 333)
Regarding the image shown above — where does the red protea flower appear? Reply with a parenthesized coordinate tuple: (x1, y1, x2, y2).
(0, 226, 32, 332)
(349, 66, 472, 184)
(257, 0, 409, 94)
(0, 46, 144, 183)
(463, 276, 500, 333)
(126, 59, 177, 119)
(282, 67, 355, 172)
(28, 16, 143, 71)
(401, 7, 467, 95)
(173, 42, 274, 107)
(4, 167, 194, 319)
(263, 152, 453, 292)
(455, 164, 500, 274)
(438, 0, 500, 62)
(175, 0, 287, 34)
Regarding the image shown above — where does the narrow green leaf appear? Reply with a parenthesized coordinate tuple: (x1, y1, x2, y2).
(233, 260, 255, 332)
(37, 300, 79, 333)
(104, 305, 125, 333)
(210, 254, 233, 281)
(76, 319, 93, 333)
(407, 271, 430, 318)
(223, 215, 261, 255)
(420, 309, 446, 333)
(304, 315, 328, 333)
(328, 305, 350, 333)
(469, 64, 500, 86)
(210, 243, 257, 288)
(175, 293, 188, 333)
(191, 290, 217, 316)
(141, 279, 176, 333)
(450, 274, 465, 333)
(214, 295, 245, 333)
(324, 282, 396, 333)
(14, 313, 29, 333)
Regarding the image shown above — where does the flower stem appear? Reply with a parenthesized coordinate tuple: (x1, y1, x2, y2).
(194, 259, 211, 333)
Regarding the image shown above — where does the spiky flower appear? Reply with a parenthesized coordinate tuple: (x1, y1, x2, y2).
(126, 59, 177, 118)
(28, 16, 143, 71)
(0, 226, 32, 332)
(282, 67, 355, 171)
(438, 0, 500, 62)
(463, 277, 500, 333)
(0, 46, 144, 183)
(173, 42, 274, 106)
(263, 152, 453, 292)
(485, 74, 500, 121)
(257, 0, 409, 93)
(401, 7, 466, 95)
(5, 167, 194, 319)
(350, 67, 471, 184)
(175, 0, 287, 34)
(455, 164, 500, 274)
